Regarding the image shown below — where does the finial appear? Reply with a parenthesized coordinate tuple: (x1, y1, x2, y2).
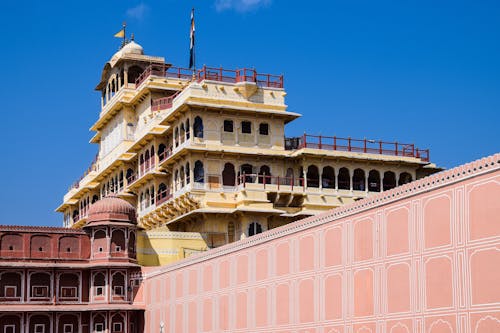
(131, 33, 135, 41)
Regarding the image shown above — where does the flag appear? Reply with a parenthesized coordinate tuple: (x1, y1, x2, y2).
(189, 8, 195, 69)
(114, 29, 125, 38)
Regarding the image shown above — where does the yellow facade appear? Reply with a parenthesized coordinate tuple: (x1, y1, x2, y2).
(57, 40, 439, 266)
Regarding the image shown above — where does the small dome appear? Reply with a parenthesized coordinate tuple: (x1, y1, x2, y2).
(86, 194, 136, 226)
(121, 41, 144, 55)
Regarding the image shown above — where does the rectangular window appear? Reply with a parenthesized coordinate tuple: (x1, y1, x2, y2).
(4, 286, 16, 298)
(259, 123, 269, 135)
(113, 323, 122, 332)
(32, 285, 49, 298)
(113, 285, 124, 296)
(223, 120, 233, 132)
(95, 286, 104, 296)
(95, 323, 104, 333)
(34, 324, 45, 333)
(63, 324, 73, 333)
(4, 325, 15, 333)
(241, 121, 252, 134)
(60, 286, 76, 298)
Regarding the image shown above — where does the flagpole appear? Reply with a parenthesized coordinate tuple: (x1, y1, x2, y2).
(122, 22, 127, 47)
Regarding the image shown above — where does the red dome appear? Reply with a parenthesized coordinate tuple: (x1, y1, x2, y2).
(86, 194, 136, 226)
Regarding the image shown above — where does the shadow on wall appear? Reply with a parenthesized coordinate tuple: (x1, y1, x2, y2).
(136, 233, 160, 266)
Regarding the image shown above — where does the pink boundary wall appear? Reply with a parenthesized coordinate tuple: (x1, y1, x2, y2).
(138, 153, 500, 333)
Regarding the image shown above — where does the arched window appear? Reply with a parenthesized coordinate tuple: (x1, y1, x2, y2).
(285, 167, 294, 185)
(174, 127, 179, 147)
(93, 273, 106, 296)
(145, 150, 150, 171)
(150, 185, 155, 205)
(194, 116, 203, 138)
(194, 161, 204, 183)
(30, 272, 51, 298)
(111, 229, 125, 253)
(338, 167, 350, 190)
(111, 273, 125, 296)
(222, 163, 236, 187)
(150, 146, 155, 167)
(72, 210, 79, 222)
(383, 171, 396, 191)
(128, 232, 136, 258)
(352, 169, 365, 191)
(174, 170, 179, 191)
(240, 164, 253, 183)
(119, 171, 124, 190)
(322, 166, 335, 188)
(259, 165, 271, 184)
(180, 166, 185, 188)
(59, 272, 80, 300)
(157, 183, 168, 201)
(92, 195, 99, 203)
(248, 222, 263, 237)
(307, 165, 319, 188)
(227, 221, 235, 243)
(128, 65, 143, 84)
(126, 168, 134, 183)
(398, 172, 413, 185)
(180, 123, 186, 143)
(139, 154, 144, 175)
(185, 119, 190, 139)
(158, 143, 166, 161)
(145, 189, 150, 207)
(368, 170, 381, 192)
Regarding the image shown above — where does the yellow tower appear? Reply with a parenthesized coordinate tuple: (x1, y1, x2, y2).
(57, 40, 439, 266)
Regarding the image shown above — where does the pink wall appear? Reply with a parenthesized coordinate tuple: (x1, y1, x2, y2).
(141, 153, 500, 333)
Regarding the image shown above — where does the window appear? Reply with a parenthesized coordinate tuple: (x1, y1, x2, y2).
(34, 324, 45, 333)
(32, 285, 48, 297)
(113, 285, 124, 296)
(248, 222, 263, 237)
(259, 123, 269, 135)
(95, 323, 104, 333)
(241, 121, 252, 134)
(193, 116, 203, 138)
(223, 120, 233, 132)
(95, 286, 104, 296)
(63, 324, 73, 333)
(61, 287, 76, 298)
(115, 246, 121, 252)
(113, 323, 122, 332)
(4, 325, 15, 333)
(4, 285, 16, 298)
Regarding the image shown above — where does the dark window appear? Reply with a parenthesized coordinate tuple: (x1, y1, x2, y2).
(241, 121, 252, 134)
(248, 222, 263, 236)
(224, 120, 233, 132)
(259, 123, 269, 135)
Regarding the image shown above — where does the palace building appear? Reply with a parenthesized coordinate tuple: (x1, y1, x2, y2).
(55, 39, 440, 266)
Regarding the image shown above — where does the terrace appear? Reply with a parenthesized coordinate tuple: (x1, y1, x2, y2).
(285, 134, 430, 162)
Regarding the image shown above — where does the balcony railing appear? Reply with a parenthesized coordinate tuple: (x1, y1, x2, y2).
(135, 64, 284, 89)
(156, 188, 173, 206)
(238, 174, 305, 190)
(285, 134, 430, 162)
(152, 90, 182, 112)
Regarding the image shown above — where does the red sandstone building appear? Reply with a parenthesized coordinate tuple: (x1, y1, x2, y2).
(0, 196, 144, 333)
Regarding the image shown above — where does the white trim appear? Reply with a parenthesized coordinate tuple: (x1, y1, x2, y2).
(34, 324, 45, 333)
(113, 322, 122, 332)
(4, 285, 17, 298)
(3, 325, 15, 333)
(63, 324, 73, 333)
(32, 285, 49, 298)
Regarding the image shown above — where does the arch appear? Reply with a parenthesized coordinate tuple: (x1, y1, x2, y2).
(93, 272, 106, 297)
(126, 168, 134, 183)
(92, 313, 106, 332)
(322, 166, 335, 189)
(307, 165, 320, 188)
(194, 116, 204, 138)
(29, 272, 51, 298)
(259, 165, 271, 184)
(383, 171, 397, 191)
(174, 127, 179, 147)
(57, 314, 79, 333)
(368, 170, 381, 192)
(28, 313, 51, 333)
(92, 194, 99, 203)
(180, 166, 185, 187)
(30, 235, 52, 257)
(144, 150, 150, 170)
(185, 119, 190, 139)
(186, 162, 191, 184)
(248, 222, 263, 237)
(111, 229, 125, 253)
(352, 168, 366, 191)
(157, 183, 168, 202)
(111, 272, 125, 297)
(111, 313, 125, 333)
(338, 167, 350, 190)
(128, 65, 143, 84)
(128, 231, 136, 258)
(398, 172, 413, 185)
(58, 272, 79, 300)
(0, 271, 22, 298)
(139, 154, 144, 174)
(72, 209, 79, 222)
(222, 163, 236, 187)
(150, 146, 155, 166)
(174, 170, 179, 191)
(158, 143, 166, 161)
(194, 161, 204, 183)
(240, 164, 254, 183)
(0, 233, 23, 252)
(59, 236, 80, 256)
(93, 229, 107, 254)
(180, 123, 186, 142)
(145, 188, 150, 207)
(150, 185, 155, 206)
(119, 171, 124, 190)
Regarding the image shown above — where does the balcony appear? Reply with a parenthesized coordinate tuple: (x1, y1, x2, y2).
(285, 134, 430, 162)
(135, 64, 284, 90)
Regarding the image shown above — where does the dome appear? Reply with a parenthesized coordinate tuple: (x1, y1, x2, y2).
(120, 40, 144, 55)
(86, 194, 136, 226)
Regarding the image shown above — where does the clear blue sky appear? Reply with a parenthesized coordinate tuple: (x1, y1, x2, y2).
(0, 0, 498, 226)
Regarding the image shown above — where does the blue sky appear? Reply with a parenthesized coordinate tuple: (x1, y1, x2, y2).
(0, 0, 498, 226)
